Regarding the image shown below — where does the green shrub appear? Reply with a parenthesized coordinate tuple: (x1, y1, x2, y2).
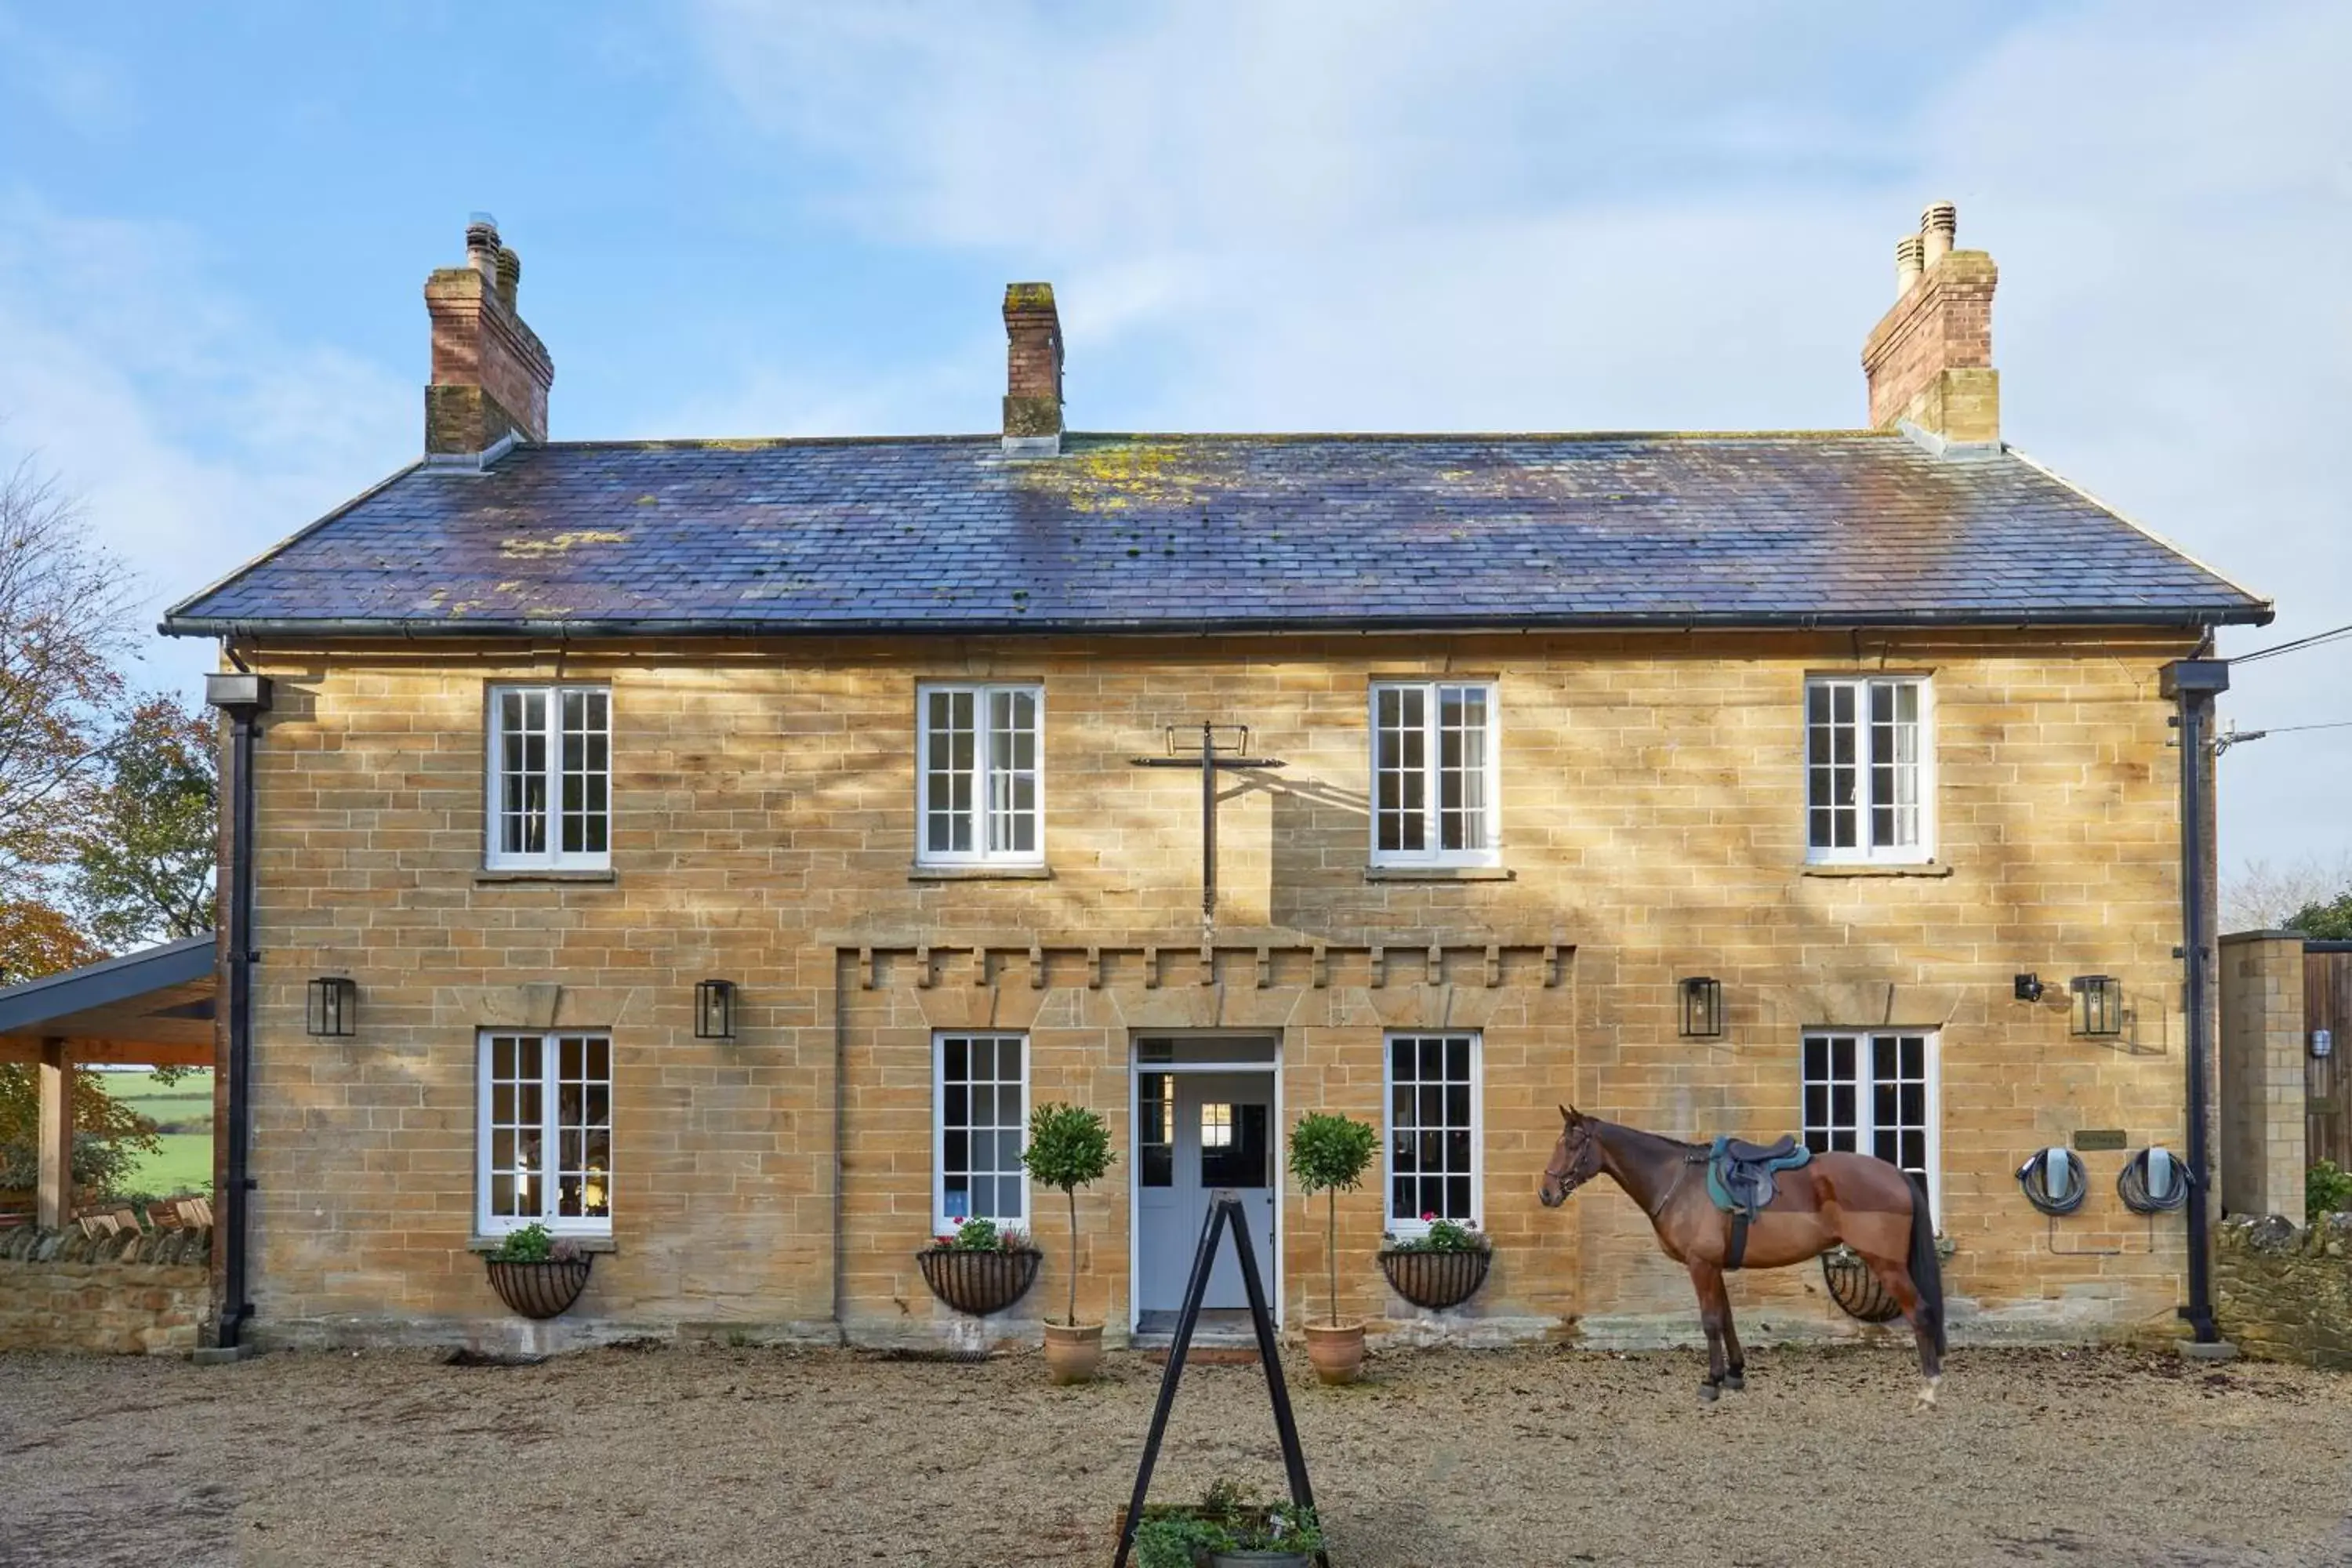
(1020, 1102, 1116, 1327)
(488, 1223, 552, 1263)
(2310, 1160, 2352, 1225)
(1287, 1112, 1376, 1327)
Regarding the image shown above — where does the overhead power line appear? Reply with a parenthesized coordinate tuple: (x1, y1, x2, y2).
(2232, 621, 2352, 665)
(2214, 718, 2352, 755)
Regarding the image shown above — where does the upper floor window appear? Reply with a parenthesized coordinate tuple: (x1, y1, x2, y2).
(487, 686, 610, 870)
(1805, 676, 1931, 862)
(918, 684, 1043, 866)
(1371, 681, 1499, 866)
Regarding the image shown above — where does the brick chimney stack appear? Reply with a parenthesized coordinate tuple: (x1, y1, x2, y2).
(1002, 282, 1064, 455)
(1861, 201, 1998, 445)
(423, 213, 554, 456)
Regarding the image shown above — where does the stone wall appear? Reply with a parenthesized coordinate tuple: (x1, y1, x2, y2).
(2218, 933, 2307, 1219)
(2216, 1214, 2352, 1370)
(230, 626, 2203, 1347)
(0, 1226, 212, 1355)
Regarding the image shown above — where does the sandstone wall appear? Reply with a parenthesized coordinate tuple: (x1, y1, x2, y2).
(0, 1227, 212, 1356)
(2217, 1214, 2352, 1370)
(228, 626, 2203, 1347)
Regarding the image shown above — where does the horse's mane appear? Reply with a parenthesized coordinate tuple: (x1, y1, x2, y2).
(1592, 1117, 1705, 1154)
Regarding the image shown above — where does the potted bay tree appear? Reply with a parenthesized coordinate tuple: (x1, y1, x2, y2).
(1287, 1110, 1377, 1385)
(1020, 1100, 1116, 1384)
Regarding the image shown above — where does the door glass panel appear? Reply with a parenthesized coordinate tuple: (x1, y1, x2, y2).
(1200, 1102, 1268, 1189)
(1138, 1073, 1174, 1188)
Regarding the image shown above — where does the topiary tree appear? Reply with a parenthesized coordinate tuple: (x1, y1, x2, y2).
(1287, 1112, 1377, 1327)
(1020, 1102, 1116, 1326)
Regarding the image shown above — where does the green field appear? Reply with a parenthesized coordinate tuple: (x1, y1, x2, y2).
(93, 1069, 214, 1196)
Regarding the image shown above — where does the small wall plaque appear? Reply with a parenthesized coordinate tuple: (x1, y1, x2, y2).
(2073, 1128, 2128, 1152)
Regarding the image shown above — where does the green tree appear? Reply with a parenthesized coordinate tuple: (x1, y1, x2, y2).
(2284, 892, 2352, 942)
(1020, 1102, 1115, 1327)
(64, 695, 218, 948)
(0, 452, 132, 881)
(1287, 1112, 1377, 1327)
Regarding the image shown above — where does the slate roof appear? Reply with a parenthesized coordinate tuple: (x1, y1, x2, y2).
(161, 431, 2270, 637)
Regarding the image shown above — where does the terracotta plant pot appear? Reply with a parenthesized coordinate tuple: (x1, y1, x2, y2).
(1302, 1321, 1365, 1385)
(1043, 1321, 1104, 1385)
(1378, 1247, 1491, 1311)
(484, 1256, 592, 1319)
(916, 1245, 1042, 1316)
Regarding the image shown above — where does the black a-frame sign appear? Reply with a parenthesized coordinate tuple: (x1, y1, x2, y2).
(1112, 1190, 1329, 1568)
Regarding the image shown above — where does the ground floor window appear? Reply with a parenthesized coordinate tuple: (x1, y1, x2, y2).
(478, 1032, 612, 1235)
(1801, 1031, 1938, 1216)
(936, 1033, 1028, 1230)
(1385, 1032, 1479, 1229)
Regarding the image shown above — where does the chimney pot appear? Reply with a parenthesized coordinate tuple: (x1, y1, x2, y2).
(426, 216, 553, 455)
(1002, 281, 1064, 454)
(1896, 235, 1925, 295)
(1921, 201, 1957, 267)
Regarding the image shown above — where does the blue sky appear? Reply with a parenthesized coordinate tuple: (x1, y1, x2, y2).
(3, 1, 2349, 888)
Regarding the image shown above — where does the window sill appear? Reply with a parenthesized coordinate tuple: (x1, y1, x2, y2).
(908, 865, 1054, 882)
(466, 1233, 616, 1254)
(1800, 862, 1953, 879)
(474, 869, 618, 885)
(1365, 865, 1514, 882)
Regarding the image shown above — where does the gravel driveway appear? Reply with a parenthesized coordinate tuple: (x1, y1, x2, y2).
(3, 1341, 2348, 1568)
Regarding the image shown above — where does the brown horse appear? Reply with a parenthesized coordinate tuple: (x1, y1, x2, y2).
(1540, 1106, 1946, 1408)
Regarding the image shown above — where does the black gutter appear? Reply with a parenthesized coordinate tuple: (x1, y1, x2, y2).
(204, 672, 272, 1352)
(158, 605, 2276, 641)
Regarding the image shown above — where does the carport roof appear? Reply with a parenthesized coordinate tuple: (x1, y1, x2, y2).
(0, 934, 216, 1057)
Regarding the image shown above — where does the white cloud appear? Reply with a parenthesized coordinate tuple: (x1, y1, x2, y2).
(687, 0, 2352, 869)
(0, 192, 413, 695)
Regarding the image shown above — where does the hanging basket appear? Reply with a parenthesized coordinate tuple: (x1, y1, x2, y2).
(1378, 1247, 1492, 1311)
(916, 1246, 1041, 1316)
(1817, 1244, 1902, 1323)
(485, 1256, 593, 1319)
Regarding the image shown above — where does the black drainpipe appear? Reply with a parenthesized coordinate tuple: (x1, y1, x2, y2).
(205, 670, 272, 1350)
(2161, 656, 2227, 1344)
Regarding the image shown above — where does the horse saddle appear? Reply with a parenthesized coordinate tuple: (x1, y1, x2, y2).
(1703, 1135, 1813, 1269)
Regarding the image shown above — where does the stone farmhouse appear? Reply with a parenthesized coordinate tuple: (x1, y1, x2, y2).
(140, 203, 2268, 1351)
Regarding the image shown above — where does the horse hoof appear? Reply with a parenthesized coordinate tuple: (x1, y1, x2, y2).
(1723, 1371, 1745, 1392)
(1912, 1376, 1942, 1413)
(1697, 1382, 1720, 1404)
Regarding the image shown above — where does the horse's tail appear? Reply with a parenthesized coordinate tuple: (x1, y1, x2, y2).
(1905, 1172, 1947, 1356)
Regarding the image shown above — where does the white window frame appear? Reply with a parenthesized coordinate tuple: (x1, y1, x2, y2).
(1381, 1030, 1483, 1235)
(1368, 681, 1502, 868)
(1799, 1029, 1941, 1224)
(1803, 674, 1934, 865)
(475, 1030, 614, 1237)
(485, 684, 612, 871)
(915, 683, 1046, 868)
(933, 1032, 1030, 1232)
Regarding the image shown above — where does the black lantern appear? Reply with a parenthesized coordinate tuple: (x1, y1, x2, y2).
(1679, 976, 1724, 1039)
(306, 976, 357, 1037)
(2070, 975, 2124, 1038)
(695, 978, 736, 1040)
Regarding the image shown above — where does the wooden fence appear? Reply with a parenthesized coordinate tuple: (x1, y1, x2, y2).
(2308, 944, 2352, 1168)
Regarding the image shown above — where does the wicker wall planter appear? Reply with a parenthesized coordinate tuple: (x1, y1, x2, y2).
(485, 1256, 593, 1319)
(916, 1246, 1041, 1316)
(1818, 1244, 1900, 1323)
(1378, 1247, 1491, 1311)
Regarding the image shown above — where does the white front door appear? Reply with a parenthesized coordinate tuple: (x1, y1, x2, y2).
(1136, 1069, 1278, 1315)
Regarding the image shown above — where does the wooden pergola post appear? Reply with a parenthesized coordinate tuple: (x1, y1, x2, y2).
(36, 1036, 74, 1230)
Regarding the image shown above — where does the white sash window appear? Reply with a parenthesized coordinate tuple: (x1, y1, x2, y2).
(478, 1032, 612, 1236)
(918, 684, 1044, 866)
(1805, 676, 1932, 862)
(487, 685, 611, 869)
(1370, 681, 1500, 866)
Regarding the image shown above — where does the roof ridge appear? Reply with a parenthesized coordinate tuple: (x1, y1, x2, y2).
(533, 428, 1896, 451)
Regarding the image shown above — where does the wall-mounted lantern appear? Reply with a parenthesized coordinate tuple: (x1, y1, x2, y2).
(1679, 976, 1724, 1039)
(306, 976, 357, 1037)
(695, 978, 737, 1041)
(2069, 975, 2125, 1038)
